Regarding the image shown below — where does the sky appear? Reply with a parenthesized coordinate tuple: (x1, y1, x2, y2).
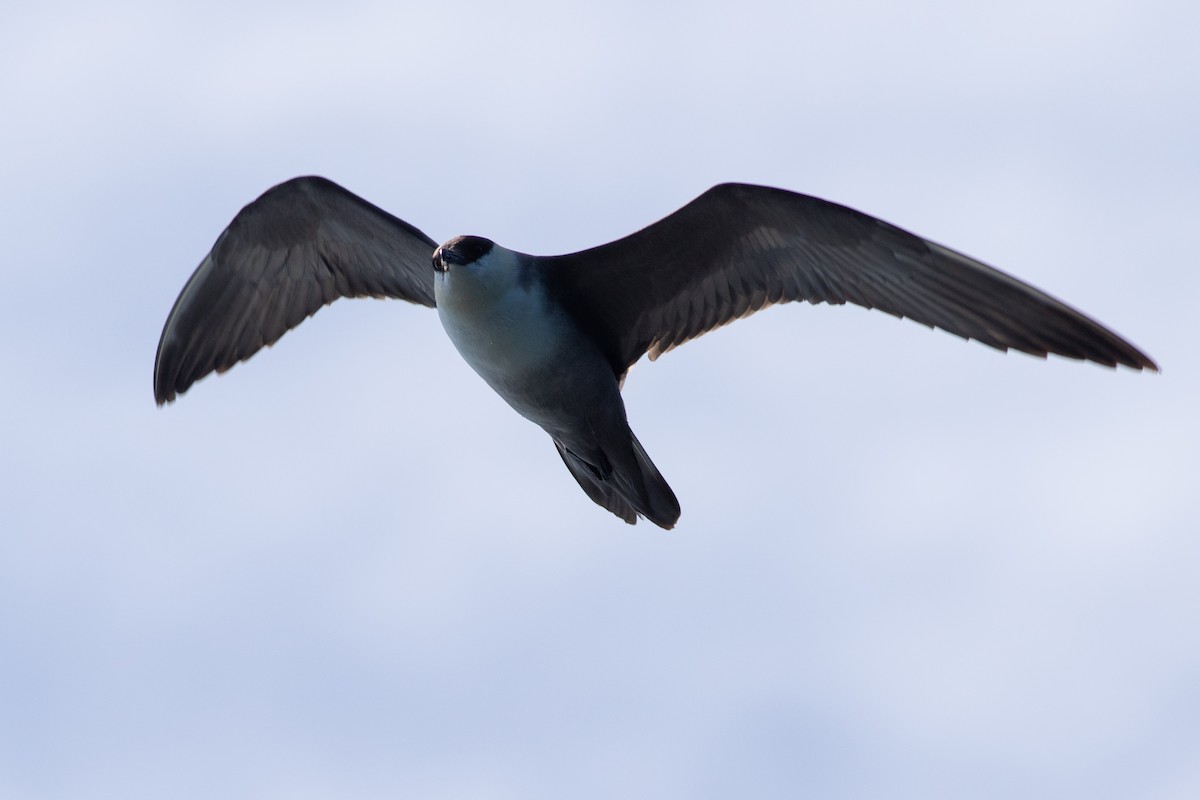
(1, 1, 1197, 798)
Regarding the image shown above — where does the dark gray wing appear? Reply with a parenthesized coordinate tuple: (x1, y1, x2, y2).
(543, 183, 1157, 377)
(154, 176, 438, 404)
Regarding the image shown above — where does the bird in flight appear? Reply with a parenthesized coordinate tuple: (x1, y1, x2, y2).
(154, 177, 1156, 529)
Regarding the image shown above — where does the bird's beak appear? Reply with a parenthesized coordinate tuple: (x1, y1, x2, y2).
(432, 247, 448, 273)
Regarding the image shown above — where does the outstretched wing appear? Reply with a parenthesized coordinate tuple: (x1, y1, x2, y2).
(154, 176, 439, 404)
(544, 183, 1157, 376)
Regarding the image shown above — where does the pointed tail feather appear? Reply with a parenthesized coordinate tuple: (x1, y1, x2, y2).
(553, 434, 680, 530)
(628, 431, 681, 530)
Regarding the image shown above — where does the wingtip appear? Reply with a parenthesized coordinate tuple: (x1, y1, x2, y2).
(153, 352, 185, 405)
(152, 357, 176, 405)
(153, 380, 176, 406)
(1086, 351, 1158, 373)
(1115, 345, 1159, 374)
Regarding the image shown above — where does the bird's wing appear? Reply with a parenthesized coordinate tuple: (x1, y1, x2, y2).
(544, 183, 1157, 377)
(154, 176, 438, 404)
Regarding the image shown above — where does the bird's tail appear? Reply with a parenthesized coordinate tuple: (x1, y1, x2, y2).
(627, 431, 680, 529)
(554, 432, 680, 530)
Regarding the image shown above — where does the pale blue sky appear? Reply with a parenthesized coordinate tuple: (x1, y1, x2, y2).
(1, 1, 1197, 798)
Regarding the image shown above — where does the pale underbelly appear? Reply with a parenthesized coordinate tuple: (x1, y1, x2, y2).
(436, 279, 622, 436)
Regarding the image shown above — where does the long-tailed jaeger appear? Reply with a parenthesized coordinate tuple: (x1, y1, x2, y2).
(154, 177, 1157, 529)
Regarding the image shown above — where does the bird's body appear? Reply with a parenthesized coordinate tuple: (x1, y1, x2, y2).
(154, 176, 1157, 529)
(434, 241, 568, 398)
(434, 239, 679, 526)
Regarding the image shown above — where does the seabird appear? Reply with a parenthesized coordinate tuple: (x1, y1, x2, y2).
(154, 177, 1157, 529)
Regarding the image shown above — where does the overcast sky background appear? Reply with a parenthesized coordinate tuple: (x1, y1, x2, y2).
(2, 1, 1197, 798)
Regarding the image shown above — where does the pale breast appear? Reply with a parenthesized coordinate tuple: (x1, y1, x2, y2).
(436, 270, 571, 384)
(433, 249, 622, 433)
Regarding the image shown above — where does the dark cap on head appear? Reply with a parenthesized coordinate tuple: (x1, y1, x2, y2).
(433, 235, 495, 272)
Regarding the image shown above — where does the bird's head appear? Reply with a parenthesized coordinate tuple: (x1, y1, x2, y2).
(433, 235, 495, 273)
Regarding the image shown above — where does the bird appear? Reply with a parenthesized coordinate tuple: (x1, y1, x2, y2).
(154, 176, 1157, 529)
